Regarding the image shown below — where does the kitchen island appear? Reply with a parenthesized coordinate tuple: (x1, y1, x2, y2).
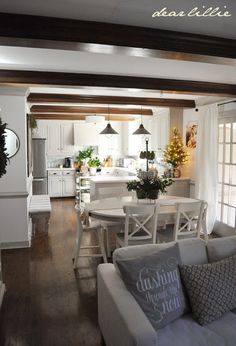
(89, 176, 138, 201)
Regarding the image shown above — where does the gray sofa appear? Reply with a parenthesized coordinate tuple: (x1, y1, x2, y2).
(97, 236, 236, 346)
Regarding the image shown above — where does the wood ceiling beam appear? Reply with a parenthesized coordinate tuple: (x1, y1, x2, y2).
(1, 70, 236, 96)
(33, 114, 135, 121)
(30, 105, 153, 115)
(0, 13, 235, 59)
(27, 93, 196, 108)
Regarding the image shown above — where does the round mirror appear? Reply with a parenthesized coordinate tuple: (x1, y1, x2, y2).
(4, 128, 20, 158)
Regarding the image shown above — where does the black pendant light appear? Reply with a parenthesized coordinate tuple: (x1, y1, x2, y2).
(100, 106, 118, 135)
(132, 107, 150, 135)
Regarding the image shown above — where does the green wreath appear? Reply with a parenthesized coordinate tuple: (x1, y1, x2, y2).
(0, 117, 8, 178)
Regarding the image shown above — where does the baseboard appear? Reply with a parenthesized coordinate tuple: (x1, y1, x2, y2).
(1, 240, 30, 250)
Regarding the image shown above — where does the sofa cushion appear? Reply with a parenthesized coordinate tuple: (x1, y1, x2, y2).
(179, 255, 236, 325)
(116, 243, 188, 330)
(207, 235, 236, 262)
(157, 314, 225, 346)
(113, 238, 207, 274)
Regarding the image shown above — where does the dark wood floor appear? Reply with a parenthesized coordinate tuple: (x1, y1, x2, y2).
(0, 198, 104, 346)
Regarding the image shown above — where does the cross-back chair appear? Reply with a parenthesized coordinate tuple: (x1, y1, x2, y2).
(116, 204, 159, 248)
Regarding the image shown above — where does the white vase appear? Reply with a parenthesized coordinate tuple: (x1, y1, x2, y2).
(90, 167, 97, 176)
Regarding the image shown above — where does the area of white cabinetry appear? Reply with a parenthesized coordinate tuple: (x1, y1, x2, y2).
(122, 110, 169, 156)
(74, 123, 98, 146)
(166, 179, 190, 197)
(74, 122, 122, 156)
(34, 121, 74, 155)
(47, 122, 74, 155)
(48, 170, 75, 197)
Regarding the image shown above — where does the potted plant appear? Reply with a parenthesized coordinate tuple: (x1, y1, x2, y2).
(127, 175, 173, 200)
(75, 147, 94, 170)
(88, 157, 101, 175)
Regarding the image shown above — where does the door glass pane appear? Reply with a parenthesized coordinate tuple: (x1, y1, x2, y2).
(218, 124, 224, 143)
(217, 203, 221, 220)
(230, 186, 236, 207)
(224, 165, 230, 184)
(222, 205, 228, 223)
(218, 164, 223, 182)
(218, 183, 222, 201)
(233, 123, 236, 142)
(225, 144, 230, 163)
(232, 144, 236, 163)
(223, 184, 229, 204)
(228, 207, 235, 227)
(232, 166, 236, 185)
(218, 144, 223, 162)
(225, 123, 231, 142)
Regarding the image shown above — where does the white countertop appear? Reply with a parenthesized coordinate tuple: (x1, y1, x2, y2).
(47, 168, 75, 171)
(90, 176, 138, 183)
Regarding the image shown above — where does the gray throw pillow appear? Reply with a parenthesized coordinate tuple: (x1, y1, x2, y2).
(116, 243, 188, 330)
(179, 255, 236, 326)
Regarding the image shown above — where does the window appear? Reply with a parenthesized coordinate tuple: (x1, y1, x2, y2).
(217, 118, 236, 227)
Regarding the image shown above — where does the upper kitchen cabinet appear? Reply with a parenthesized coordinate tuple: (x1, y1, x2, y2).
(151, 109, 170, 151)
(32, 120, 48, 139)
(74, 123, 98, 146)
(47, 121, 74, 155)
(35, 120, 74, 156)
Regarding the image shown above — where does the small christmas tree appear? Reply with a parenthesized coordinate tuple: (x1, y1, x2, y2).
(163, 127, 188, 168)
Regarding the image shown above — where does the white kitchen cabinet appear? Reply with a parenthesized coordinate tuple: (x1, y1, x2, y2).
(60, 123, 74, 154)
(166, 179, 190, 197)
(62, 171, 75, 196)
(35, 121, 74, 155)
(48, 170, 75, 197)
(32, 120, 48, 139)
(47, 121, 74, 155)
(74, 122, 98, 146)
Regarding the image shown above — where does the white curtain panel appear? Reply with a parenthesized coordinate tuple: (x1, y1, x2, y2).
(195, 104, 218, 233)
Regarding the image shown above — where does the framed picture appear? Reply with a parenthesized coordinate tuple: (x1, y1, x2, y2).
(186, 121, 198, 148)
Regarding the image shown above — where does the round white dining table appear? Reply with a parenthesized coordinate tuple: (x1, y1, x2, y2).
(84, 195, 198, 224)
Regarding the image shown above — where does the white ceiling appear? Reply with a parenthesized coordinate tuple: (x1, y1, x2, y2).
(0, 0, 235, 39)
(0, 1, 235, 105)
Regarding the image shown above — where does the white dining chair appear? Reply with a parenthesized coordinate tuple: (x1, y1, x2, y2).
(73, 207, 107, 269)
(156, 200, 205, 243)
(97, 187, 131, 257)
(116, 204, 160, 248)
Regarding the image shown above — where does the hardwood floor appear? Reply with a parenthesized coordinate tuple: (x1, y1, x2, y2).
(0, 198, 104, 346)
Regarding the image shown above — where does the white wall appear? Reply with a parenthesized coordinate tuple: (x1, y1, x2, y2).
(0, 87, 29, 248)
(0, 91, 28, 193)
(182, 108, 199, 181)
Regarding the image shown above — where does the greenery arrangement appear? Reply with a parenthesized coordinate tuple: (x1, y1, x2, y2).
(127, 175, 173, 199)
(163, 127, 188, 168)
(139, 150, 155, 160)
(75, 147, 94, 164)
(88, 157, 101, 167)
(0, 117, 8, 178)
(28, 114, 38, 129)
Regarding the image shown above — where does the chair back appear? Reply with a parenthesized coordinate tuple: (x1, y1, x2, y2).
(123, 204, 159, 246)
(173, 201, 205, 241)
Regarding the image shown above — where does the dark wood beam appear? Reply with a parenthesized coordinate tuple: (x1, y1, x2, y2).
(1, 70, 236, 96)
(33, 114, 135, 121)
(27, 93, 196, 108)
(30, 105, 153, 115)
(0, 13, 235, 58)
